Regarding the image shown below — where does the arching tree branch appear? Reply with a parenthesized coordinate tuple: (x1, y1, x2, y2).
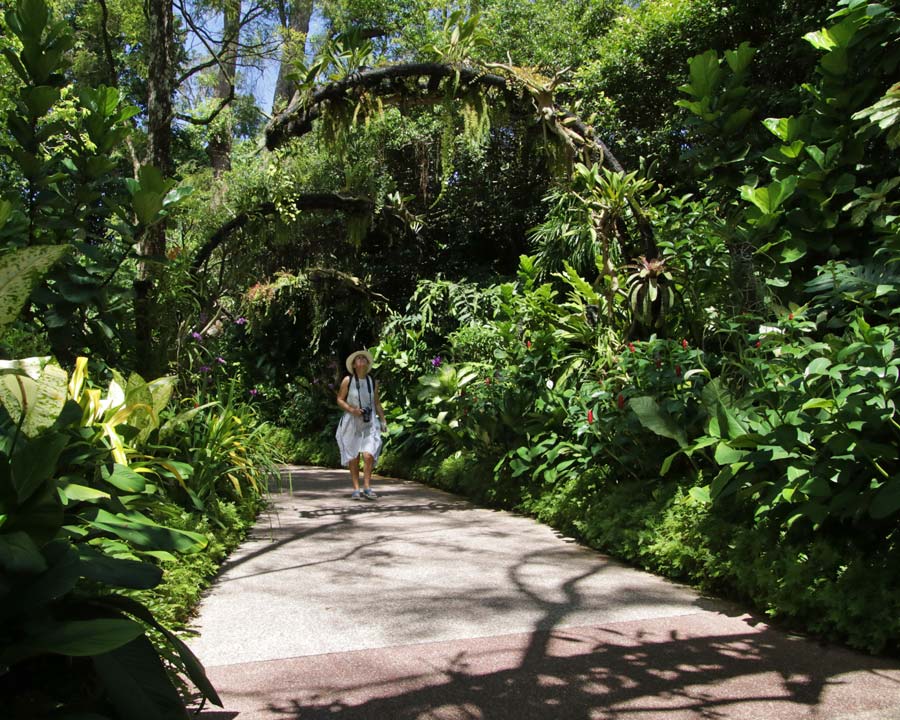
(192, 194, 376, 270)
(262, 61, 655, 254)
(264, 62, 622, 170)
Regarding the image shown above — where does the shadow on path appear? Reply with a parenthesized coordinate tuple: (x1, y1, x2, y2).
(194, 467, 900, 719)
(207, 623, 900, 720)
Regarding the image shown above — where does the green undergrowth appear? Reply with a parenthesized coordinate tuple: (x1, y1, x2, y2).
(128, 498, 264, 632)
(271, 425, 342, 468)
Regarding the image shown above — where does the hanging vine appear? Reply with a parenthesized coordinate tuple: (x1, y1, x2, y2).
(265, 13, 623, 175)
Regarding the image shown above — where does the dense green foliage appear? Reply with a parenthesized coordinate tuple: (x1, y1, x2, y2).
(0, 1, 274, 716)
(2, 0, 899, 714)
(289, 0, 900, 653)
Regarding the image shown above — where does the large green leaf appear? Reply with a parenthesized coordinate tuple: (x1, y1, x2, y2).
(680, 49, 722, 98)
(714, 441, 746, 465)
(762, 116, 806, 142)
(5, 481, 63, 546)
(59, 480, 111, 504)
(628, 396, 688, 448)
(147, 376, 176, 417)
(0, 358, 68, 437)
(99, 594, 223, 708)
(130, 190, 163, 226)
(16, 618, 144, 658)
(702, 379, 748, 440)
(0, 530, 46, 573)
(79, 508, 207, 553)
(724, 41, 755, 75)
(94, 635, 191, 720)
(739, 175, 798, 215)
(136, 164, 170, 195)
(103, 464, 147, 493)
(0, 246, 69, 333)
(870, 480, 900, 520)
(11, 431, 67, 503)
(1, 47, 31, 83)
(15, 540, 80, 609)
(78, 547, 162, 589)
(17, 0, 50, 39)
(23, 84, 59, 118)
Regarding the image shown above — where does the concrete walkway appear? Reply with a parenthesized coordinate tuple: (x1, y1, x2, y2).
(190, 466, 900, 720)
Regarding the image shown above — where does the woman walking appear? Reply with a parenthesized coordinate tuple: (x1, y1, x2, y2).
(335, 350, 387, 499)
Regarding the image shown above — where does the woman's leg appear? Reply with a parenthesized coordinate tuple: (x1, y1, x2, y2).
(362, 452, 374, 489)
(349, 457, 360, 490)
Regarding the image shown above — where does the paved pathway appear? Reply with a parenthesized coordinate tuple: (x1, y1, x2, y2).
(190, 466, 900, 720)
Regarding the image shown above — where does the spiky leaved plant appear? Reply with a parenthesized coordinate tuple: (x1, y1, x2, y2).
(624, 255, 677, 334)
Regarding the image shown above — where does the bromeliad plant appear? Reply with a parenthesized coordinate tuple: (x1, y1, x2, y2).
(623, 255, 678, 335)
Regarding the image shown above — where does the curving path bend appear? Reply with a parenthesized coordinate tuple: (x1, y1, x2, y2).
(190, 466, 900, 720)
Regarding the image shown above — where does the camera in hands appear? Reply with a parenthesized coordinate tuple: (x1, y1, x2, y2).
(361, 406, 372, 423)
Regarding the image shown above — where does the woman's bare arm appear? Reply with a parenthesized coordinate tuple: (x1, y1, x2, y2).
(374, 381, 386, 425)
(337, 376, 361, 415)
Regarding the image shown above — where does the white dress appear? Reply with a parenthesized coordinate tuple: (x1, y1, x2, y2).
(335, 374, 383, 466)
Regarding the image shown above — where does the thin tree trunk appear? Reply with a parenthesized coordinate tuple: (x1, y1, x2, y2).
(95, 0, 142, 177)
(206, 0, 240, 197)
(273, 0, 313, 110)
(135, 0, 175, 377)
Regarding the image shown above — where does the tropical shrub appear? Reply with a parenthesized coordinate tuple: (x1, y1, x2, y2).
(372, 2, 900, 653)
(0, 244, 262, 716)
(683, 312, 900, 526)
(0, 353, 222, 717)
(0, 0, 191, 368)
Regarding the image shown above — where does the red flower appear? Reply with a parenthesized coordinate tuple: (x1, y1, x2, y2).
(789, 312, 794, 320)
(587, 409, 594, 424)
(628, 342, 636, 353)
(755, 340, 761, 348)
(675, 364, 682, 377)
(526, 340, 532, 349)
(617, 393, 625, 410)
(682, 339, 688, 349)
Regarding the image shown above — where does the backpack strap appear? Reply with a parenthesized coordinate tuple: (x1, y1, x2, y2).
(351, 371, 374, 407)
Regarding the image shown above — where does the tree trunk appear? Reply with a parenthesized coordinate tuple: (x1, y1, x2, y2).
(206, 0, 240, 195)
(273, 0, 313, 110)
(135, 0, 175, 377)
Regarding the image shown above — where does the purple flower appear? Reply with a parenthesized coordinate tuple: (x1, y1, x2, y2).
(249, 388, 259, 397)
(216, 356, 226, 364)
(199, 365, 212, 373)
(432, 355, 442, 368)
(235, 316, 247, 326)
(191, 331, 203, 342)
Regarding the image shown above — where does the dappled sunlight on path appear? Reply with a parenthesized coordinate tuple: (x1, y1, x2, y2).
(190, 466, 900, 720)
